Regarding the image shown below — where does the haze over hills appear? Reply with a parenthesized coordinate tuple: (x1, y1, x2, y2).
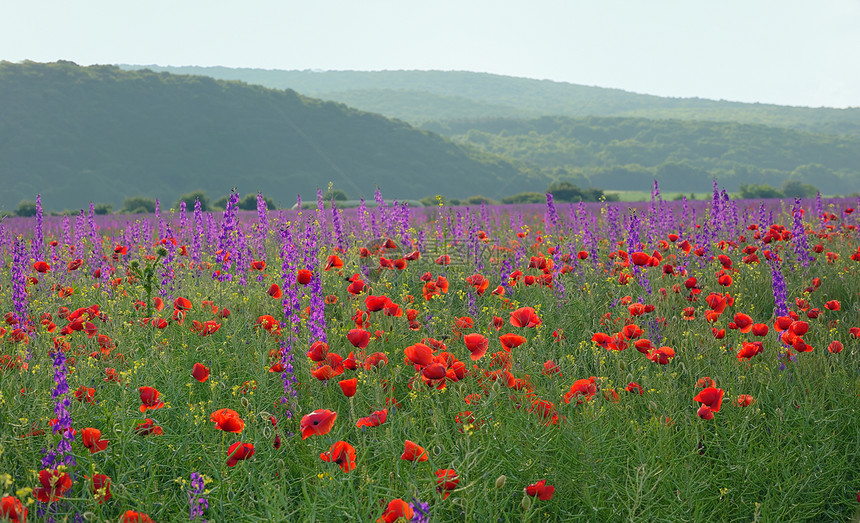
(121, 66, 860, 136)
(0, 61, 533, 212)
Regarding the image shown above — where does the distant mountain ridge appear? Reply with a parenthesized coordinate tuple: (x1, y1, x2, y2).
(120, 66, 860, 136)
(0, 61, 534, 212)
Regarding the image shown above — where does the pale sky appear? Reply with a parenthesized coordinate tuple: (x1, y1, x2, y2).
(2, 0, 858, 108)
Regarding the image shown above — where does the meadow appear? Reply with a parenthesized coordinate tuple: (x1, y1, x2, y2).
(1, 188, 859, 522)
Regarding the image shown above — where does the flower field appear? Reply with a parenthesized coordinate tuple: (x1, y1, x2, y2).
(1, 188, 859, 522)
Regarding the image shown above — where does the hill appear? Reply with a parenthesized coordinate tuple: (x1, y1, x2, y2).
(422, 116, 860, 193)
(120, 66, 860, 136)
(0, 61, 535, 212)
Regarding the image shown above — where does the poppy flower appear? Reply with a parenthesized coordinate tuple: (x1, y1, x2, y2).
(325, 255, 344, 271)
(32, 261, 51, 273)
(82, 427, 109, 453)
(510, 307, 542, 328)
(210, 408, 245, 433)
(0, 496, 26, 522)
(824, 300, 840, 311)
(542, 360, 561, 376)
(138, 386, 164, 412)
(226, 442, 255, 467)
(251, 260, 266, 271)
(526, 479, 555, 501)
(338, 377, 357, 397)
(625, 382, 643, 395)
(648, 346, 676, 364)
(192, 363, 210, 382)
(173, 297, 192, 311)
(319, 441, 356, 473)
(499, 333, 527, 351)
(377, 499, 413, 523)
(34, 469, 73, 503)
(347, 329, 370, 349)
(697, 405, 715, 420)
(694, 387, 724, 413)
(463, 333, 489, 361)
(732, 313, 753, 333)
(828, 340, 844, 354)
(88, 473, 112, 504)
(356, 409, 387, 428)
(405, 343, 434, 367)
(133, 419, 163, 436)
(751, 323, 769, 336)
(120, 511, 155, 523)
(75, 386, 96, 404)
(436, 468, 460, 499)
(401, 440, 429, 462)
(422, 362, 447, 380)
(300, 409, 337, 439)
(737, 341, 764, 361)
(735, 394, 755, 407)
(563, 377, 598, 404)
(267, 284, 283, 299)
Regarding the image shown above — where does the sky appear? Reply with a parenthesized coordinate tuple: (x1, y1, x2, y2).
(2, 0, 858, 108)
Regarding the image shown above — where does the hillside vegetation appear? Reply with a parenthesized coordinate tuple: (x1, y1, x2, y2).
(0, 61, 535, 212)
(422, 116, 860, 193)
(122, 66, 860, 136)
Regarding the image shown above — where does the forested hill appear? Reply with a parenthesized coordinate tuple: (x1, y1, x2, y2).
(0, 61, 532, 212)
(423, 116, 860, 194)
(120, 66, 860, 136)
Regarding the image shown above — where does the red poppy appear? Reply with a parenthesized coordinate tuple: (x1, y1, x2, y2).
(88, 473, 112, 504)
(733, 313, 753, 333)
(120, 511, 155, 523)
(325, 255, 343, 271)
(210, 408, 245, 433)
(436, 468, 460, 499)
(338, 377, 357, 397)
(347, 329, 370, 349)
(510, 307, 542, 328)
(526, 479, 555, 500)
(463, 333, 489, 361)
(648, 346, 676, 364)
(173, 296, 192, 311)
(377, 499, 413, 523)
(542, 360, 561, 377)
(422, 362, 447, 380)
(81, 427, 109, 453)
(0, 496, 26, 522)
(32, 261, 51, 273)
(697, 405, 715, 420)
(34, 469, 73, 503)
(401, 440, 429, 462)
(625, 381, 643, 395)
(751, 323, 769, 337)
(267, 284, 283, 299)
(737, 341, 764, 361)
(356, 409, 387, 428)
(828, 340, 844, 354)
(251, 260, 266, 271)
(405, 343, 434, 367)
(564, 377, 598, 404)
(499, 333, 527, 351)
(133, 419, 163, 436)
(735, 394, 755, 407)
(75, 386, 96, 404)
(192, 363, 210, 382)
(226, 442, 255, 467)
(824, 300, 841, 311)
(694, 387, 724, 413)
(319, 441, 356, 473)
(300, 409, 337, 439)
(138, 386, 164, 412)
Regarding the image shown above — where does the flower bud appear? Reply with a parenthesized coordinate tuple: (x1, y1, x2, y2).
(495, 475, 507, 489)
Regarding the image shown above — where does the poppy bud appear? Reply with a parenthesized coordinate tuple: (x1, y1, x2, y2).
(521, 496, 532, 511)
(495, 475, 507, 489)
